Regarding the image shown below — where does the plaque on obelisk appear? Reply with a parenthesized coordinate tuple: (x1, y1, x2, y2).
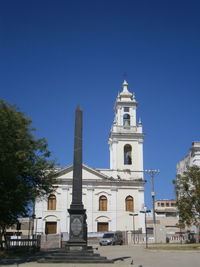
(66, 105, 87, 250)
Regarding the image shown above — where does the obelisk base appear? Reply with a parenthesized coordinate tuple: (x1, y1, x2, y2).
(66, 208, 87, 251)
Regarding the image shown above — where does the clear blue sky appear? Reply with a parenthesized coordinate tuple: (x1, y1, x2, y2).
(1, 0, 200, 208)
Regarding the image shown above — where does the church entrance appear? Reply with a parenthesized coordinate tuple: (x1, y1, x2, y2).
(45, 222, 57, 234)
(97, 222, 108, 232)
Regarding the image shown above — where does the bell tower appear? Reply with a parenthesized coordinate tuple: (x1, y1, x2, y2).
(109, 80, 144, 180)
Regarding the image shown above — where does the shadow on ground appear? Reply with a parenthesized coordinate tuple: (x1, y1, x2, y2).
(0, 250, 133, 265)
(0, 250, 53, 265)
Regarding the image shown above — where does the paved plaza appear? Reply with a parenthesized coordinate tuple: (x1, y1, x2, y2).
(98, 245, 200, 267)
(0, 245, 200, 267)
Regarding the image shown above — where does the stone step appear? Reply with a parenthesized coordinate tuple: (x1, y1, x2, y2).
(37, 247, 113, 264)
(47, 252, 100, 257)
(39, 258, 113, 263)
(43, 255, 106, 260)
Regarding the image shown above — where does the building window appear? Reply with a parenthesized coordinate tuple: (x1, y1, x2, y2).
(124, 107, 129, 112)
(45, 222, 57, 234)
(123, 114, 130, 126)
(124, 144, 132, 165)
(166, 202, 169, 207)
(125, 196, 134, 212)
(48, 194, 56, 210)
(147, 227, 154, 234)
(161, 202, 164, 207)
(99, 195, 107, 211)
(157, 202, 160, 207)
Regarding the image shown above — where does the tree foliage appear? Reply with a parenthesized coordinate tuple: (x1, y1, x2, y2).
(0, 99, 56, 246)
(174, 165, 200, 227)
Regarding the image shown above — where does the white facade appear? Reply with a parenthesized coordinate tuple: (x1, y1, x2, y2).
(109, 80, 144, 179)
(176, 142, 200, 236)
(176, 142, 200, 175)
(35, 81, 145, 238)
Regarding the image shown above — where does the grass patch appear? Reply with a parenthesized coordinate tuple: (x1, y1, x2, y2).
(147, 243, 200, 251)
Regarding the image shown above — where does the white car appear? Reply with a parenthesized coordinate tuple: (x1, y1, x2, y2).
(99, 231, 123, 246)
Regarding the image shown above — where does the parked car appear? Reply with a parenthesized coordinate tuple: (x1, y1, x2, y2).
(99, 231, 123, 246)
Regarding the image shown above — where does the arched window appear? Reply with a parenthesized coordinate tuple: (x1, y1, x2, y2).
(125, 196, 134, 212)
(99, 195, 107, 211)
(124, 144, 132, 165)
(123, 114, 130, 126)
(48, 194, 56, 210)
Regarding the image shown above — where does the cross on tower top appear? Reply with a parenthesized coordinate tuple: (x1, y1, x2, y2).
(123, 72, 128, 78)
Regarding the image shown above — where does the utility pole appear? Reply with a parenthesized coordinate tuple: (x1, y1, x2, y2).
(145, 169, 160, 243)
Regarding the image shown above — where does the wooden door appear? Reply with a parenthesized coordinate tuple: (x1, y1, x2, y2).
(45, 222, 57, 234)
(97, 222, 108, 232)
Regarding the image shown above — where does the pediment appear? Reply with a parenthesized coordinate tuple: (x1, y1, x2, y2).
(55, 164, 110, 181)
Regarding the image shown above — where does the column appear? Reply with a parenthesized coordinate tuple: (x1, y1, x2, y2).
(110, 186, 117, 231)
(86, 185, 94, 232)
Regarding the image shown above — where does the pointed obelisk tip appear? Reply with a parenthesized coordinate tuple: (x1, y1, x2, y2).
(76, 104, 82, 111)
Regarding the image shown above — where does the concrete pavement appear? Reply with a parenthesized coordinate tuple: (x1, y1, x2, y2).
(0, 245, 200, 267)
(98, 245, 200, 267)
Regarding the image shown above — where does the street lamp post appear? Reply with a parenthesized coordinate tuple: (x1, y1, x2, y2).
(145, 169, 160, 243)
(35, 217, 42, 237)
(28, 216, 31, 239)
(140, 208, 151, 248)
(129, 213, 138, 244)
(31, 214, 35, 238)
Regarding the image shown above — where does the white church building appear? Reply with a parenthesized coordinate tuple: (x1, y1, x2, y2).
(176, 142, 200, 175)
(35, 81, 146, 238)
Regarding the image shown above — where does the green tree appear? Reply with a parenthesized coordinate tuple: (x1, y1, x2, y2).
(174, 166, 200, 228)
(0, 99, 56, 248)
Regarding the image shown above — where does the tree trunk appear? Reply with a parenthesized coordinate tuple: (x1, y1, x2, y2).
(0, 233, 3, 250)
(0, 227, 5, 250)
(198, 225, 200, 243)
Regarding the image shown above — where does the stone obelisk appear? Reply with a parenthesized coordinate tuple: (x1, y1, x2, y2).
(66, 105, 87, 250)
(39, 106, 113, 263)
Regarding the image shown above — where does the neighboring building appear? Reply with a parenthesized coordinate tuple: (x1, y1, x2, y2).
(155, 199, 177, 215)
(147, 200, 180, 243)
(4, 217, 40, 249)
(35, 81, 146, 244)
(176, 142, 200, 238)
(144, 142, 200, 244)
(176, 142, 200, 175)
(5, 217, 33, 238)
